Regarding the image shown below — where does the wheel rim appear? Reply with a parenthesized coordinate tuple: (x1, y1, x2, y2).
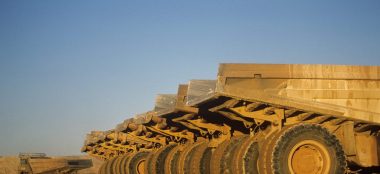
(287, 140, 331, 174)
(136, 159, 145, 174)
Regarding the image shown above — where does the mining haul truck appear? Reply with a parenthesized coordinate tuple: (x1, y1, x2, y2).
(82, 64, 380, 174)
(18, 153, 92, 174)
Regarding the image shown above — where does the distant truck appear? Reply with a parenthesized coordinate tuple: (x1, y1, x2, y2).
(18, 153, 92, 174)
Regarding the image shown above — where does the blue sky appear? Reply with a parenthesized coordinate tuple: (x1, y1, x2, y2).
(0, 0, 379, 156)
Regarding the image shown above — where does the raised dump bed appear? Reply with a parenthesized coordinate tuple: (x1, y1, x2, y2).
(83, 63, 380, 174)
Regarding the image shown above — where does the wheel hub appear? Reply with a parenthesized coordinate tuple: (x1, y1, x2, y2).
(288, 140, 330, 174)
(137, 160, 145, 174)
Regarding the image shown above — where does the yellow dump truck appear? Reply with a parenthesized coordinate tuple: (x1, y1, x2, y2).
(18, 153, 92, 174)
(82, 64, 380, 174)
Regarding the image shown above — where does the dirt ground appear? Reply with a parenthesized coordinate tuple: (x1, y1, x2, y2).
(0, 155, 103, 174)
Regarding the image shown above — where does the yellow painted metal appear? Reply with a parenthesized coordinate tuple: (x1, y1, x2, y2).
(355, 133, 380, 167)
(217, 64, 380, 124)
(117, 132, 150, 145)
(287, 140, 331, 174)
(20, 154, 92, 174)
(84, 63, 380, 171)
(99, 142, 136, 152)
(146, 125, 194, 140)
(187, 119, 231, 135)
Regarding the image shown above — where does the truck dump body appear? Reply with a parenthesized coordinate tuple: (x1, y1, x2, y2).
(83, 63, 380, 174)
(19, 153, 92, 174)
(28, 159, 92, 173)
(216, 64, 380, 121)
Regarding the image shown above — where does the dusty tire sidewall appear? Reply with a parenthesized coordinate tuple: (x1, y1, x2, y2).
(129, 152, 150, 174)
(272, 124, 346, 174)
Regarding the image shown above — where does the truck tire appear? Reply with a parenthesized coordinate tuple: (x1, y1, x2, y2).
(220, 135, 248, 174)
(177, 141, 205, 174)
(119, 154, 132, 174)
(112, 156, 123, 174)
(128, 151, 150, 174)
(200, 146, 212, 174)
(99, 160, 108, 174)
(271, 124, 347, 174)
(145, 144, 177, 174)
(106, 157, 118, 174)
(210, 137, 235, 174)
(164, 145, 182, 174)
(188, 141, 211, 174)
(231, 136, 260, 174)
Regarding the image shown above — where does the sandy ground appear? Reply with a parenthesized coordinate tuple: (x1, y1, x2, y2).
(0, 155, 103, 174)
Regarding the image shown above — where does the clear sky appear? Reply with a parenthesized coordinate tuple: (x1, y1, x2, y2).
(0, 0, 379, 156)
